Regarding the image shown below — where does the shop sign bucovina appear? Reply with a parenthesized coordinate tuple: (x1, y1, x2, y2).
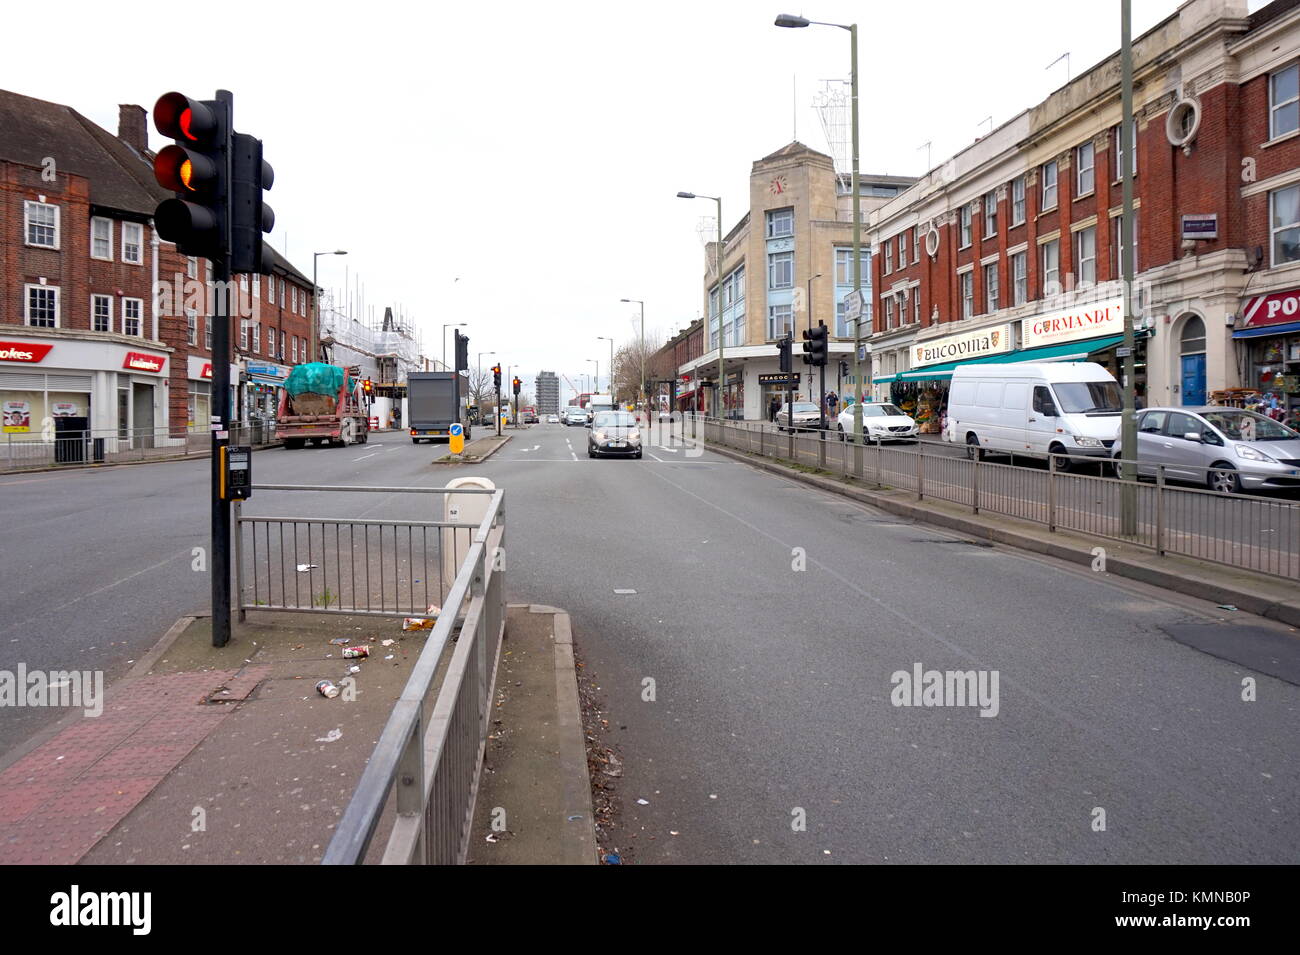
(913, 324, 1012, 367)
(1021, 297, 1124, 348)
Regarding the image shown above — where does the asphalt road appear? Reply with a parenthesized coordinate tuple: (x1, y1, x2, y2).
(2, 421, 1297, 863)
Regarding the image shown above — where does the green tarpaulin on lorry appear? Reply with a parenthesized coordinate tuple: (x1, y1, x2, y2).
(285, 363, 352, 397)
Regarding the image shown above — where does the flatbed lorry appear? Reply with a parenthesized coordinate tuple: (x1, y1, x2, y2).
(275, 363, 370, 449)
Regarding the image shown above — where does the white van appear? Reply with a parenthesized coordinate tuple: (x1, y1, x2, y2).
(945, 362, 1122, 466)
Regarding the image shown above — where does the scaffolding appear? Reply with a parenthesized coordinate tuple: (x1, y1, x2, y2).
(318, 298, 427, 387)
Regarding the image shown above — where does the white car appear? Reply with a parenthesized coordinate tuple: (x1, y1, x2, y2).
(836, 402, 919, 442)
(546, 414, 559, 424)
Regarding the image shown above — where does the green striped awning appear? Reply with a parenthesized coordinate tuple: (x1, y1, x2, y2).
(896, 333, 1127, 382)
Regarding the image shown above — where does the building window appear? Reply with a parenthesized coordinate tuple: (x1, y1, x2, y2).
(709, 287, 719, 319)
(1012, 251, 1027, 306)
(239, 274, 249, 293)
(897, 231, 907, 270)
(292, 336, 298, 363)
(768, 251, 793, 289)
(959, 205, 972, 248)
(1041, 161, 1058, 210)
(280, 331, 286, 358)
(205, 317, 213, 350)
(1011, 176, 1026, 226)
(983, 192, 997, 239)
(882, 239, 893, 275)
(253, 273, 260, 296)
(768, 303, 793, 339)
(1270, 184, 1300, 266)
(91, 217, 113, 260)
(835, 248, 870, 287)
(300, 289, 307, 316)
(884, 297, 894, 329)
(984, 262, 999, 313)
(1042, 239, 1060, 295)
(92, 294, 112, 332)
(252, 322, 260, 352)
(912, 289, 920, 324)
(291, 286, 298, 313)
(960, 271, 974, 318)
(1075, 226, 1096, 287)
(186, 309, 197, 345)
(1113, 120, 1137, 178)
(122, 298, 143, 336)
(240, 320, 249, 350)
(1076, 142, 1094, 196)
(267, 276, 274, 303)
(279, 282, 285, 308)
(913, 225, 921, 263)
(766, 207, 794, 238)
(25, 285, 59, 327)
(24, 201, 59, 248)
(1271, 63, 1300, 139)
(268, 327, 276, 354)
(187, 256, 198, 279)
(1113, 213, 1139, 275)
(122, 222, 143, 264)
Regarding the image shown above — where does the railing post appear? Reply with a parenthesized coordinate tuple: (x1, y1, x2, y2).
(916, 448, 925, 501)
(972, 452, 980, 515)
(394, 715, 426, 861)
(759, 422, 765, 457)
(818, 426, 827, 470)
(1047, 454, 1057, 532)
(875, 438, 883, 488)
(1155, 464, 1166, 555)
(233, 500, 246, 623)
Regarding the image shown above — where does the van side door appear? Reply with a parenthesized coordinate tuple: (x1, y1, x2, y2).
(1025, 384, 1060, 456)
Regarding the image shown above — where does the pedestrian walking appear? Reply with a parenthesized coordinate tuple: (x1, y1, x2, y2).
(769, 395, 780, 422)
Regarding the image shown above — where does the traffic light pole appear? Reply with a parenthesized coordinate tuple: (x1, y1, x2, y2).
(211, 90, 234, 649)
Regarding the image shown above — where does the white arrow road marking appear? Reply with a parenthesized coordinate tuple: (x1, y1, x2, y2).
(657, 446, 679, 452)
(354, 451, 380, 461)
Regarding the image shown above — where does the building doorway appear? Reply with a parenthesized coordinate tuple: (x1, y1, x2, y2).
(1179, 315, 1206, 406)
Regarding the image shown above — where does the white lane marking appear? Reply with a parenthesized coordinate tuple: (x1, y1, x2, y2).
(647, 451, 665, 462)
(354, 451, 380, 461)
(571, 450, 578, 461)
(658, 447, 679, 453)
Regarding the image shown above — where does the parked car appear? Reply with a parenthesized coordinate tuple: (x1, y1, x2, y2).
(776, 401, 824, 431)
(1112, 406, 1300, 493)
(835, 402, 918, 442)
(563, 406, 589, 427)
(546, 414, 559, 424)
(946, 362, 1121, 469)
(588, 410, 642, 458)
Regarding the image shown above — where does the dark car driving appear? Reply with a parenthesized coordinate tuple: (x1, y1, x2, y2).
(587, 410, 643, 459)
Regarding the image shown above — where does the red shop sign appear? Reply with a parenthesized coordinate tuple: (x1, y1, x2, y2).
(0, 341, 54, 363)
(123, 352, 166, 373)
(1241, 288, 1300, 328)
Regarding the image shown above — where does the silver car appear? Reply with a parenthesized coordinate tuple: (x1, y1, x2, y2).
(776, 401, 823, 432)
(1113, 406, 1300, 493)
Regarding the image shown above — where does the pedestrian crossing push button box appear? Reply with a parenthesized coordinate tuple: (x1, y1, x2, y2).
(223, 445, 253, 501)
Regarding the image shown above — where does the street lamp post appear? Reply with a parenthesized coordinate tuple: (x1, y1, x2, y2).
(443, 322, 466, 372)
(588, 359, 599, 395)
(776, 13, 861, 457)
(311, 250, 347, 363)
(621, 298, 645, 416)
(677, 192, 724, 420)
(1120, 0, 1138, 535)
(807, 272, 823, 430)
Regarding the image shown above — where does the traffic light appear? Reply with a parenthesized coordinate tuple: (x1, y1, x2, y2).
(362, 378, 373, 396)
(803, 322, 829, 367)
(512, 376, 522, 396)
(152, 92, 228, 259)
(839, 359, 849, 379)
(778, 335, 792, 374)
(230, 132, 274, 274)
(454, 330, 469, 372)
(492, 365, 502, 390)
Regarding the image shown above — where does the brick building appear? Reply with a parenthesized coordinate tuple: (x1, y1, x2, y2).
(0, 89, 316, 446)
(866, 0, 1300, 431)
(681, 142, 912, 419)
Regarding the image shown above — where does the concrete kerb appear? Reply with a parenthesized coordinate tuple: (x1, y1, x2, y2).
(531, 604, 599, 864)
(431, 432, 512, 465)
(706, 441, 1300, 628)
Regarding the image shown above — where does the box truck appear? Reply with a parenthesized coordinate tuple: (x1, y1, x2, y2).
(408, 372, 470, 444)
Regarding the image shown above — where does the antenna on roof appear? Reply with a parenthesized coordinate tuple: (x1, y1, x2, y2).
(1046, 51, 1071, 84)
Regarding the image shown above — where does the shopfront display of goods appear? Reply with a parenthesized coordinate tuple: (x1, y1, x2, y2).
(915, 388, 942, 433)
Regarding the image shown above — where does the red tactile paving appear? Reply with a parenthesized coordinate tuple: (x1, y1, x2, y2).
(0, 665, 270, 865)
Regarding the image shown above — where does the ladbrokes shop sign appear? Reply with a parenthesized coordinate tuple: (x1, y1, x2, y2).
(914, 324, 1012, 367)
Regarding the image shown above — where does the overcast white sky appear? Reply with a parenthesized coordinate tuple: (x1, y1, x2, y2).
(4, 0, 1270, 400)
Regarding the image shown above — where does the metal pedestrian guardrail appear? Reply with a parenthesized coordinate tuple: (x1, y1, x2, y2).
(251, 484, 507, 864)
(688, 414, 1300, 581)
(0, 423, 279, 473)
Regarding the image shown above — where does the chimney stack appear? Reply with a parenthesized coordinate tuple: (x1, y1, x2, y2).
(118, 104, 148, 152)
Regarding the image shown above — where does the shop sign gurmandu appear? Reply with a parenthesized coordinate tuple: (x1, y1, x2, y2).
(1021, 297, 1124, 348)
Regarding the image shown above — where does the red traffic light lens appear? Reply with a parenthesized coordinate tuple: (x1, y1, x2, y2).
(154, 92, 216, 143)
(154, 145, 216, 193)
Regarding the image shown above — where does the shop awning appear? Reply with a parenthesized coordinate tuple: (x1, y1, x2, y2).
(896, 333, 1127, 382)
(873, 374, 900, 384)
(1233, 320, 1300, 338)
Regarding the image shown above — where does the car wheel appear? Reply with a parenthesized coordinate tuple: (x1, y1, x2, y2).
(1049, 443, 1071, 473)
(965, 433, 983, 461)
(837, 424, 846, 442)
(1111, 453, 1128, 480)
(635, 451, 643, 459)
(1207, 463, 1241, 494)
